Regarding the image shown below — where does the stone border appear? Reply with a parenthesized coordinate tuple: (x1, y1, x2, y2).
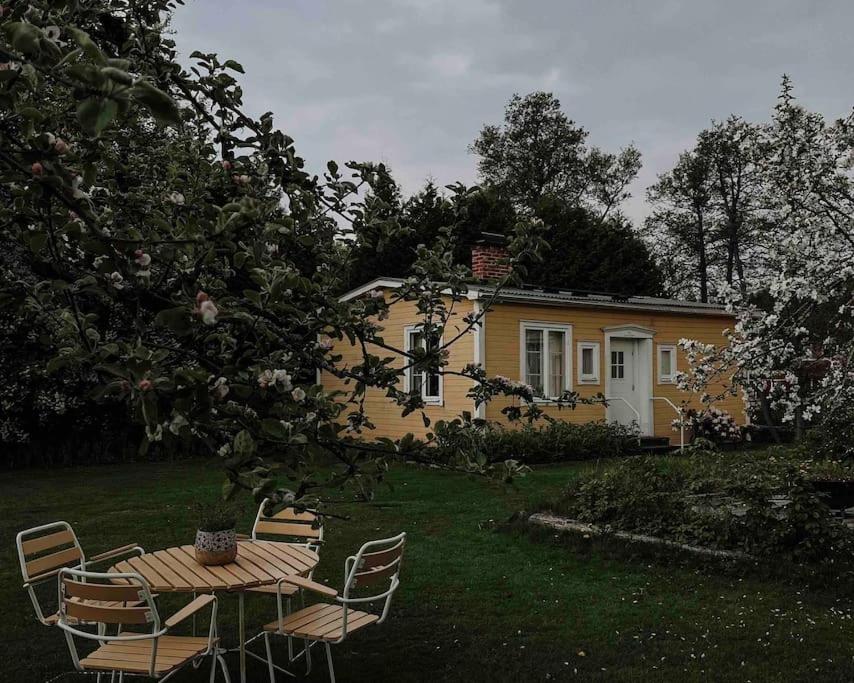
(528, 512, 752, 560)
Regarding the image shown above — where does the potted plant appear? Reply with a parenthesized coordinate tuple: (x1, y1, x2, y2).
(194, 502, 238, 566)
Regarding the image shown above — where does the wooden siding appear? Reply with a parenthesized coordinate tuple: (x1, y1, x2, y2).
(322, 293, 743, 441)
(321, 296, 477, 440)
(482, 302, 743, 439)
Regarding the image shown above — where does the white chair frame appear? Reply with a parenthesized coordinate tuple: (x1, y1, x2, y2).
(244, 500, 325, 674)
(56, 568, 230, 682)
(17, 520, 146, 626)
(264, 532, 406, 683)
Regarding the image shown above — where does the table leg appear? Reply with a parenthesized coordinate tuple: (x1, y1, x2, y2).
(239, 592, 246, 683)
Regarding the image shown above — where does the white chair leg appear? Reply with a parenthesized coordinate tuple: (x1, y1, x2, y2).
(325, 643, 336, 683)
(286, 598, 293, 662)
(217, 654, 232, 683)
(264, 632, 276, 683)
(209, 651, 218, 683)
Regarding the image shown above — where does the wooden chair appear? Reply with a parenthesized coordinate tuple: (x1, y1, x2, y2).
(56, 567, 230, 681)
(242, 500, 324, 671)
(16, 521, 148, 627)
(261, 532, 406, 683)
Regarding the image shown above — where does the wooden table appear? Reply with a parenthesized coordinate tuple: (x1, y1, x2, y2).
(109, 540, 319, 682)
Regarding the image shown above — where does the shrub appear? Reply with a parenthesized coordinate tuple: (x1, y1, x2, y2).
(681, 406, 743, 444)
(434, 419, 637, 465)
(547, 452, 854, 563)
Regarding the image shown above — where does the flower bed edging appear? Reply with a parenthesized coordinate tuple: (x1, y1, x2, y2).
(528, 512, 753, 561)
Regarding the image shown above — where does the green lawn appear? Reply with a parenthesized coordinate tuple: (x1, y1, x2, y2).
(3, 459, 854, 682)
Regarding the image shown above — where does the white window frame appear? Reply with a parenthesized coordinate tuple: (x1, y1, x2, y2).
(657, 344, 677, 384)
(519, 321, 573, 401)
(404, 324, 443, 405)
(577, 341, 600, 384)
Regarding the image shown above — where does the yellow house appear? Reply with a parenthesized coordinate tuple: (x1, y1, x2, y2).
(323, 240, 743, 446)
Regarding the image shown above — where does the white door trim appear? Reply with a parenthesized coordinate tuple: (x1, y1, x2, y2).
(604, 326, 655, 435)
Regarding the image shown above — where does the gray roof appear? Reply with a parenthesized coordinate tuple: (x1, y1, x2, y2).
(340, 277, 733, 317)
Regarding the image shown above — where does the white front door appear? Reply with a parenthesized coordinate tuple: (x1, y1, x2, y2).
(609, 338, 640, 428)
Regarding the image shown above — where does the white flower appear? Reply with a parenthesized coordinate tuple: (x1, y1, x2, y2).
(369, 289, 384, 299)
(316, 337, 334, 351)
(291, 387, 306, 402)
(109, 271, 124, 289)
(211, 377, 229, 399)
(273, 369, 293, 391)
(145, 424, 163, 442)
(199, 299, 218, 325)
(169, 413, 188, 435)
(168, 191, 185, 205)
(257, 369, 274, 388)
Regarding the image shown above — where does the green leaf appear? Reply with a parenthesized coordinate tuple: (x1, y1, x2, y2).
(223, 60, 245, 74)
(3, 22, 41, 55)
(154, 306, 193, 337)
(131, 80, 181, 126)
(101, 66, 133, 86)
(233, 430, 256, 459)
(67, 27, 106, 65)
(27, 231, 47, 253)
(77, 96, 118, 136)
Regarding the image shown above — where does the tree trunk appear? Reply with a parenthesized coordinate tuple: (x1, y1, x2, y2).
(694, 206, 709, 303)
(758, 393, 781, 444)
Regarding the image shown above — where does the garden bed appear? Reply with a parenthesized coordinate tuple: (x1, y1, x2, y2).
(538, 448, 854, 564)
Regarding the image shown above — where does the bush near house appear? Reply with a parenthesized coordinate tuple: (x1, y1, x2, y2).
(433, 419, 637, 465)
(545, 449, 854, 562)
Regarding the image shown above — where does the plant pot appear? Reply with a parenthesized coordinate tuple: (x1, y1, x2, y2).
(194, 528, 237, 566)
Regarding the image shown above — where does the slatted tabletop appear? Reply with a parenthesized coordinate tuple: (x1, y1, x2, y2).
(108, 540, 319, 593)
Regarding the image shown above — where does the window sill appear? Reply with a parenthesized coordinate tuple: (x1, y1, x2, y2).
(657, 379, 676, 385)
(578, 378, 600, 385)
(422, 399, 443, 407)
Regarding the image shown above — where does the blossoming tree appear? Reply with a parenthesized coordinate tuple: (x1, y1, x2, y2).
(676, 79, 854, 438)
(0, 0, 580, 505)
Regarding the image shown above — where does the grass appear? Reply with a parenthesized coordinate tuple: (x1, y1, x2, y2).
(3, 458, 854, 682)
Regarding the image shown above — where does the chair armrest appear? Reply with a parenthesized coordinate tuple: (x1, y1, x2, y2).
(280, 575, 338, 598)
(236, 533, 251, 541)
(165, 594, 217, 628)
(88, 543, 144, 564)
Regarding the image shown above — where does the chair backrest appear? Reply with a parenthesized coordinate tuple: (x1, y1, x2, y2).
(17, 522, 86, 624)
(56, 568, 160, 676)
(341, 532, 406, 629)
(251, 499, 324, 551)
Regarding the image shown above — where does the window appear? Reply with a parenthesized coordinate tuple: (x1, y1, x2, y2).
(521, 322, 572, 399)
(610, 350, 625, 380)
(658, 344, 677, 384)
(576, 342, 600, 384)
(405, 325, 442, 404)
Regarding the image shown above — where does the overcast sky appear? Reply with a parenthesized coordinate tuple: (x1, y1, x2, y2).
(172, 0, 854, 224)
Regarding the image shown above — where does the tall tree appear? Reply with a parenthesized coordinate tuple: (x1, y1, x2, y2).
(646, 117, 764, 300)
(470, 92, 641, 218)
(646, 150, 715, 301)
(345, 181, 515, 288)
(678, 78, 854, 434)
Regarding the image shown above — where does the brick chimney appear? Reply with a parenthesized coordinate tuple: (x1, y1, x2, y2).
(471, 232, 512, 280)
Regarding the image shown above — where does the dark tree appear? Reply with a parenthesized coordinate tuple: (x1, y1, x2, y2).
(530, 199, 664, 296)
(470, 91, 641, 218)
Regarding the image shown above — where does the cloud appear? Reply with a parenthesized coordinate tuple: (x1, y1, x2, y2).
(172, 0, 854, 224)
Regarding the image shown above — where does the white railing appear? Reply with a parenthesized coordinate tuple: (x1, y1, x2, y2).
(651, 396, 685, 451)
